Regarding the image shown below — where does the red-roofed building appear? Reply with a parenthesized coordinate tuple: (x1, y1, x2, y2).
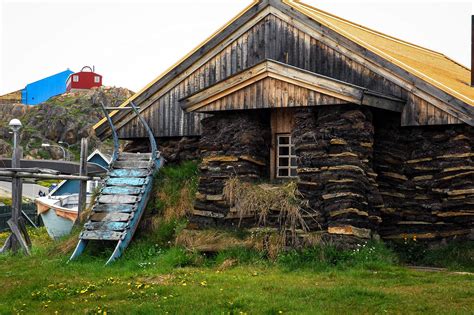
(66, 66, 102, 91)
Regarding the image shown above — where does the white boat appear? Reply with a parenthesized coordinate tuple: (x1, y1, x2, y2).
(35, 194, 91, 239)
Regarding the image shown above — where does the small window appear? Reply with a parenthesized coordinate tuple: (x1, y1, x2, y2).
(276, 134, 297, 178)
(94, 76, 100, 83)
(73, 75, 79, 82)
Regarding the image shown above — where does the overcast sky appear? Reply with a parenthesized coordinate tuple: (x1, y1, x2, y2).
(0, 0, 472, 95)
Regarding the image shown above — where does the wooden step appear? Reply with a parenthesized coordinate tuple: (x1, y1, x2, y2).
(113, 160, 150, 169)
(118, 153, 152, 161)
(90, 212, 132, 222)
(84, 221, 128, 231)
(93, 204, 135, 213)
(109, 169, 149, 178)
(80, 230, 123, 241)
(98, 194, 138, 204)
(106, 177, 147, 187)
(120, 152, 151, 158)
(102, 186, 142, 195)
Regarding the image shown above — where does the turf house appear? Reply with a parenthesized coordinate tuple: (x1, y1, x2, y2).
(94, 0, 474, 246)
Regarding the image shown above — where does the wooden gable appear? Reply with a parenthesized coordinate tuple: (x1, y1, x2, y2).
(180, 60, 404, 113)
(98, 1, 472, 140)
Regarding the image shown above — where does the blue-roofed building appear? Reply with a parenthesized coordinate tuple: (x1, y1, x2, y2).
(21, 69, 74, 105)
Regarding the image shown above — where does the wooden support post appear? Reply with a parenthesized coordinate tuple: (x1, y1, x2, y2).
(1, 127, 31, 255)
(77, 138, 88, 225)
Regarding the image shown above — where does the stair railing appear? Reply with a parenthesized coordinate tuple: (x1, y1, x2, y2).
(99, 101, 120, 165)
(129, 101, 159, 164)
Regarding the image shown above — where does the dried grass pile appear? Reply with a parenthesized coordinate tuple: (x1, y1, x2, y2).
(223, 177, 310, 244)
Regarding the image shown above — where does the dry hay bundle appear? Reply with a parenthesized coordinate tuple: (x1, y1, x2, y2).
(223, 177, 310, 243)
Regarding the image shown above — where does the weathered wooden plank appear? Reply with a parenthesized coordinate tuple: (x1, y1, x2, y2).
(102, 186, 142, 195)
(81, 230, 123, 241)
(93, 204, 135, 213)
(106, 177, 147, 186)
(119, 153, 151, 160)
(109, 169, 148, 178)
(113, 160, 150, 169)
(85, 221, 128, 231)
(98, 194, 138, 204)
(90, 212, 133, 222)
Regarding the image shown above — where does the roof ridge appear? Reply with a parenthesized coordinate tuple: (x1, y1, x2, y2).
(288, 0, 447, 57)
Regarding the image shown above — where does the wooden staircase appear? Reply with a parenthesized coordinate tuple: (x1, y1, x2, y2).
(69, 102, 162, 265)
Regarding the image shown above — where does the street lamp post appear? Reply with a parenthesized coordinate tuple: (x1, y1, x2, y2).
(41, 143, 67, 160)
(58, 141, 71, 161)
(9, 119, 22, 225)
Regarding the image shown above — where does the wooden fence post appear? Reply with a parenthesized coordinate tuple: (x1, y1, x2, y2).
(1, 128, 30, 255)
(76, 138, 88, 225)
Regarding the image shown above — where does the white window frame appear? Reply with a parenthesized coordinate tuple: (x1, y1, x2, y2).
(276, 134, 297, 178)
(94, 76, 100, 83)
(73, 75, 79, 82)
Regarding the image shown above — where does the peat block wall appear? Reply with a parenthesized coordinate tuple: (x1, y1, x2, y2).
(189, 112, 270, 228)
(293, 106, 383, 240)
(189, 107, 473, 243)
(124, 136, 200, 164)
(374, 113, 474, 241)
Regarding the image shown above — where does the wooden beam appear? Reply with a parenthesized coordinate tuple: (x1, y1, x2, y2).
(0, 159, 107, 175)
(77, 138, 88, 225)
(7, 219, 30, 255)
(471, 15, 474, 87)
(362, 92, 405, 112)
(0, 171, 100, 181)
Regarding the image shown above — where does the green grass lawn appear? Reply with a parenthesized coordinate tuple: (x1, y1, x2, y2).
(0, 228, 473, 315)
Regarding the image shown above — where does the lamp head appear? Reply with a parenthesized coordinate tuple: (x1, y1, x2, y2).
(8, 119, 22, 132)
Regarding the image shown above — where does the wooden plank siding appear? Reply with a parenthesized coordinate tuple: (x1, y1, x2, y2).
(118, 13, 462, 139)
(401, 94, 462, 126)
(191, 77, 347, 112)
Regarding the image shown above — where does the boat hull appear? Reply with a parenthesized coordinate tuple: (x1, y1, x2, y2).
(35, 194, 91, 239)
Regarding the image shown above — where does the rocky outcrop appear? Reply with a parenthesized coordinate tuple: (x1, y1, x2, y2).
(0, 139, 11, 156)
(0, 87, 133, 159)
(190, 112, 270, 228)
